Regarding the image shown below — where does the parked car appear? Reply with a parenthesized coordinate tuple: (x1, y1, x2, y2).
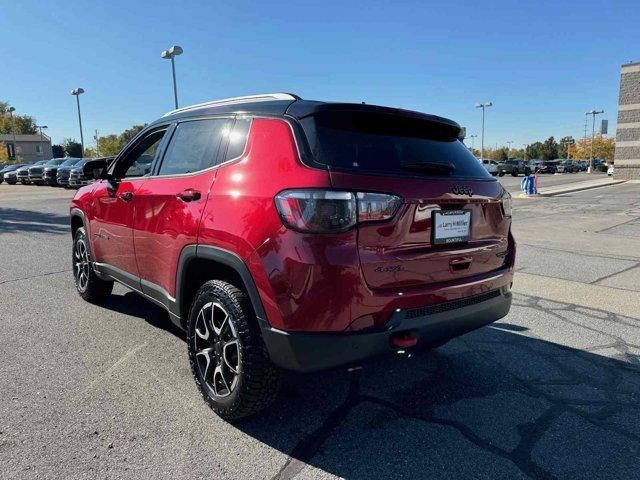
(28, 158, 57, 184)
(481, 159, 499, 175)
(559, 160, 577, 173)
(68, 157, 113, 187)
(44, 157, 81, 186)
(528, 160, 545, 173)
(15, 160, 46, 184)
(498, 159, 531, 177)
(70, 94, 515, 420)
(42, 157, 82, 186)
(57, 158, 89, 187)
(607, 165, 614, 176)
(541, 160, 559, 174)
(0, 164, 26, 185)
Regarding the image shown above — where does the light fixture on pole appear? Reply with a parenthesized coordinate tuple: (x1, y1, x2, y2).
(475, 102, 492, 161)
(468, 134, 478, 151)
(161, 45, 184, 109)
(36, 125, 48, 158)
(585, 109, 603, 173)
(71, 88, 85, 156)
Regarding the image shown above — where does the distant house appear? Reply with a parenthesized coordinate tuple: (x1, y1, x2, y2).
(1, 133, 53, 163)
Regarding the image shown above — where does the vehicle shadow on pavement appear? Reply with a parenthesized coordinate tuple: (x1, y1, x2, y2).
(101, 291, 185, 341)
(232, 293, 640, 480)
(0, 207, 70, 235)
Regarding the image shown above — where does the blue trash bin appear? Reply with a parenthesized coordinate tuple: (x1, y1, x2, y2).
(520, 175, 537, 195)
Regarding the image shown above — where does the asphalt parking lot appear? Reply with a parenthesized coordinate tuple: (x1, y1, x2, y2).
(1, 180, 639, 479)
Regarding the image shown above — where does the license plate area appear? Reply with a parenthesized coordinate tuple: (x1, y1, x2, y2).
(432, 209, 472, 245)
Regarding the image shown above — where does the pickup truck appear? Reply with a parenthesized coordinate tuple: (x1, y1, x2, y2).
(498, 159, 531, 177)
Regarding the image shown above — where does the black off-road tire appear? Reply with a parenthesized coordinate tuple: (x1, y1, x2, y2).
(72, 227, 113, 302)
(498, 172, 505, 177)
(187, 280, 282, 421)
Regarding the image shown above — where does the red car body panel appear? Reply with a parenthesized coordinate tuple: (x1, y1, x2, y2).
(89, 179, 143, 276)
(134, 172, 217, 298)
(70, 107, 514, 345)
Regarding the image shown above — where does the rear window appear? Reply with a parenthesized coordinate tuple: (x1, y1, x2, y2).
(300, 111, 491, 179)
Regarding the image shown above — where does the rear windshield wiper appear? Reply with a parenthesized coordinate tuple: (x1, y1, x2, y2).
(401, 161, 455, 174)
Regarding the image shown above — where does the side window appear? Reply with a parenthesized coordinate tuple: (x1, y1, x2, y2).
(113, 129, 167, 179)
(158, 118, 232, 176)
(224, 117, 251, 161)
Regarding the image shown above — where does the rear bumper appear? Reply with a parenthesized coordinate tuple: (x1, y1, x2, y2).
(262, 288, 512, 372)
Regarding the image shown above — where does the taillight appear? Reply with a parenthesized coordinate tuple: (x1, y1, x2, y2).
(275, 189, 402, 233)
(501, 190, 512, 217)
(357, 192, 402, 222)
(275, 190, 357, 233)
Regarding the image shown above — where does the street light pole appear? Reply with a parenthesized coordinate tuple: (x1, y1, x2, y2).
(36, 125, 48, 158)
(468, 134, 477, 151)
(475, 102, 492, 161)
(564, 139, 574, 161)
(506, 140, 513, 159)
(585, 109, 603, 173)
(161, 45, 184, 109)
(71, 88, 85, 155)
(7, 107, 17, 158)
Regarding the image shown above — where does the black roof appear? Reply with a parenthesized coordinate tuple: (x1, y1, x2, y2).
(154, 94, 461, 133)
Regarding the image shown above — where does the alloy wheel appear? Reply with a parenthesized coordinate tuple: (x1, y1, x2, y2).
(74, 239, 90, 292)
(194, 302, 240, 398)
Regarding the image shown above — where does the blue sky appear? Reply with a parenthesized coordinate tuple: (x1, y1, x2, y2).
(1, 0, 638, 149)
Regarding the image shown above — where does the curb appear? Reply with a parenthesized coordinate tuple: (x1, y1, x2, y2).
(538, 179, 627, 197)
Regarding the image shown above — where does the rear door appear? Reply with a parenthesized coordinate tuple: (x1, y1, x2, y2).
(133, 116, 235, 301)
(299, 110, 511, 290)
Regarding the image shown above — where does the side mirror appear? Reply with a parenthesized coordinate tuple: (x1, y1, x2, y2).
(83, 159, 109, 180)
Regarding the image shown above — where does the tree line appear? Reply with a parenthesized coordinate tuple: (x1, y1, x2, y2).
(469, 135, 615, 162)
(0, 99, 617, 164)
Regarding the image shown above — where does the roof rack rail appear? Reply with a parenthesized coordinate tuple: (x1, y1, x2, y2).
(162, 93, 301, 117)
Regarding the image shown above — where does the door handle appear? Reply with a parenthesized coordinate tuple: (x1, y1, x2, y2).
(177, 189, 201, 202)
(119, 191, 134, 202)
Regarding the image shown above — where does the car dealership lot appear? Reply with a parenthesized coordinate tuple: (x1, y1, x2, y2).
(497, 171, 606, 193)
(1, 182, 639, 479)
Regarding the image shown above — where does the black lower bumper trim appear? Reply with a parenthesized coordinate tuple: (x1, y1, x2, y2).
(262, 290, 512, 372)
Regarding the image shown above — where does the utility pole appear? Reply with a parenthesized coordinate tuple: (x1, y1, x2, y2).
(93, 129, 99, 157)
(468, 134, 477, 151)
(475, 102, 492, 161)
(585, 109, 604, 173)
(506, 141, 513, 159)
(36, 125, 48, 158)
(71, 88, 85, 155)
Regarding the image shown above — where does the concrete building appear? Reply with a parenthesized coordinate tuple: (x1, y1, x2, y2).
(614, 61, 640, 179)
(0, 133, 52, 163)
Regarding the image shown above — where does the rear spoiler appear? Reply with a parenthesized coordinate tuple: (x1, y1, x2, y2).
(286, 101, 462, 138)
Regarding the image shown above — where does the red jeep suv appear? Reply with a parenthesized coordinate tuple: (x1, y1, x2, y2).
(70, 93, 515, 420)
